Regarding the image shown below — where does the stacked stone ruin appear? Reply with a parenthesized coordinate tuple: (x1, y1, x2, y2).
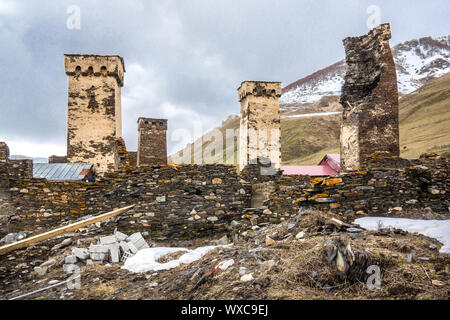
(0, 142, 9, 189)
(340, 23, 400, 170)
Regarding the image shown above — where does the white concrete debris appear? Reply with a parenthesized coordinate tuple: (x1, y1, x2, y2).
(114, 231, 128, 242)
(123, 246, 217, 273)
(99, 235, 117, 245)
(62, 231, 150, 273)
(64, 255, 77, 264)
(72, 248, 89, 260)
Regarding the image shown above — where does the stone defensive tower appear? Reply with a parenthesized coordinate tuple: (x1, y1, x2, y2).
(340, 23, 400, 170)
(65, 54, 125, 175)
(238, 81, 282, 172)
(137, 118, 168, 166)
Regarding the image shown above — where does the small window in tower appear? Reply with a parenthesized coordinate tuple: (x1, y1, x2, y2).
(87, 66, 94, 75)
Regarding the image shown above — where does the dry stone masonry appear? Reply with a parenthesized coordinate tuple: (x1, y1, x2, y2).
(0, 24, 448, 247)
(269, 153, 449, 221)
(0, 142, 9, 189)
(238, 81, 282, 172)
(340, 23, 400, 171)
(137, 118, 168, 166)
(65, 54, 125, 175)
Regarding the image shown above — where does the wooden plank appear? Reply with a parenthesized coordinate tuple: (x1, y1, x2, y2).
(0, 204, 136, 255)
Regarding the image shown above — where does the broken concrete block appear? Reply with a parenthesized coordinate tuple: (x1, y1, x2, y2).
(127, 232, 144, 243)
(89, 244, 110, 254)
(108, 244, 120, 263)
(127, 242, 139, 254)
(65, 255, 78, 264)
(72, 248, 90, 260)
(89, 253, 107, 261)
(114, 231, 128, 242)
(119, 241, 130, 253)
(63, 264, 79, 273)
(99, 235, 117, 245)
(132, 238, 149, 250)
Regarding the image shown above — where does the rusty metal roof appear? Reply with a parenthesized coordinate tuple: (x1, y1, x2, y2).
(33, 163, 93, 181)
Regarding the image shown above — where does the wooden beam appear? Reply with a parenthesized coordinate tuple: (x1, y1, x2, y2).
(0, 204, 136, 256)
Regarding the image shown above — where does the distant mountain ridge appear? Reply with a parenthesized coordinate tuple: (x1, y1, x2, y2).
(9, 155, 48, 163)
(280, 34, 450, 106)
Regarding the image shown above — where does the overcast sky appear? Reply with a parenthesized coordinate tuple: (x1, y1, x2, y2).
(0, 0, 449, 157)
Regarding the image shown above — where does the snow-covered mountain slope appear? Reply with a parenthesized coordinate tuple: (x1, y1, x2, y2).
(280, 35, 450, 106)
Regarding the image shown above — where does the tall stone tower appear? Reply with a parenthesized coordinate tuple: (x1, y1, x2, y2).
(238, 81, 282, 172)
(65, 54, 125, 175)
(340, 24, 400, 170)
(137, 118, 168, 166)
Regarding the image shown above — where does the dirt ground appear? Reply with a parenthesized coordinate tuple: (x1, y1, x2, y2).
(0, 210, 448, 300)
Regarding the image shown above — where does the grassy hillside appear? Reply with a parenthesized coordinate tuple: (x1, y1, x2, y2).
(398, 72, 450, 158)
(281, 115, 341, 164)
(169, 73, 450, 165)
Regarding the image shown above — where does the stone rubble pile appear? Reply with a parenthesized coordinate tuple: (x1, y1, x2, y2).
(62, 230, 149, 273)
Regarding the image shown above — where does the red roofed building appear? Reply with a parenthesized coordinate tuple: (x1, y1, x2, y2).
(282, 154, 340, 176)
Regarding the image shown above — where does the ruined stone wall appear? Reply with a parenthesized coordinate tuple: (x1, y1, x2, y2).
(7, 159, 33, 180)
(0, 142, 9, 189)
(137, 118, 168, 166)
(8, 179, 88, 217)
(1, 164, 252, 240)
(114, 137, 132, 170)
(128, 152, 137, 167)
(238, 81, 282, 172)
(2, 150, 447, 240)
(340, 23, 400, 170)
(269, 154, 449, 221)
(85, 164, 250, 239)
(65, 54, 125, 175)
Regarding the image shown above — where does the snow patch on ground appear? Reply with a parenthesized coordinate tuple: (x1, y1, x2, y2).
(354, 217, 450, 253)
(122, 246, 217, 273)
